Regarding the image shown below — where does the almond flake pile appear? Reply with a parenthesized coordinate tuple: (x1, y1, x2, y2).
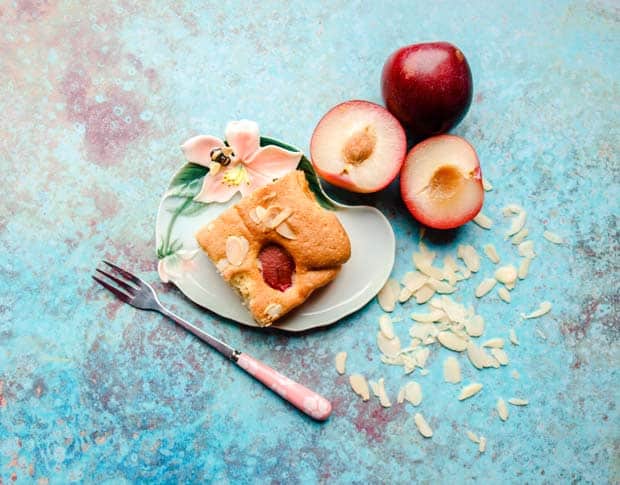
(338, 191, 562, 449)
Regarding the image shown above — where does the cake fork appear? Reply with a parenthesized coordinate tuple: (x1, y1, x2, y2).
(92, 260, 332, 421)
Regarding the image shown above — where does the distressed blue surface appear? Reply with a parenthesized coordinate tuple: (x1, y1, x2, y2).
(0, 0, 618, 483)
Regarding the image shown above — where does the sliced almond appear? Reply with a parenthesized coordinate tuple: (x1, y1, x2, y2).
(414, 285, 436, 304)
(466, 342, 488, 370)
(264, 206, 293, 229)
(335, 352, 347, 375)
(475, 278, 497, 298)
(505, 210, 526, 239)
(225, 236, 249, 266)
(411, 310, 445, 323)
(372, 378, 391, 408)
(478, 436, 487, 453)
(377, 332, 401, 357)
(457, 245, 481, 272)
(511, 370, 520, 380)
(402, 271, 428, 292)
(495, 265, 517, 285)
(438, 331, 468, 352)
(275, 221, 296, 240)
(511, 227, 529, 245)
(427, 278, 456, 294)
(443, 356, 462, 383)
(502, 204, 523, 216)
(497, 398, 509, 421)
(482, 338, 504, 348)
(255, 205, 267, 220)
(458, 383, 483, 400)
(521, 301, 552, 319)
(466, 430, 480, 443)
(491, 348, 509, 365)
(414, 413, 433, 438)
(518, 257, 532, 279)
(248, 208, 261, 224)
(349, 374, 370, 401)
(379, 315, 395, 340)
(397, 386, 405, 404)
(483, 244, 500, 264)
(482, 177, 493, 191)
(377, 279, 400, 312)
(441, 296, 467, 323)
(465, 315, 485, 337)
(216, 258, 229, 273)
(403, 381, 422, 406)
(543, 230, 564, 244)
(473, 212, 493, 229)
(265, 303, 282, 319)
(498, 287, 511, 303)
(518, 240, 536, 258)
(509, 328, 519, 345)
(414, 347, 430, 368)
(398, 286, 413, 303)
(508, 398, 529, 406)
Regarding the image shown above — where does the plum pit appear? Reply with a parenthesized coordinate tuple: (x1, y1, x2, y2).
(428, 165, 463, 200)
(343, 126, 377, 165)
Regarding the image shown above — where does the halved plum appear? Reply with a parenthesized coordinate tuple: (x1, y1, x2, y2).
(310, 100, 407, 193)
(400, 135, 483, 229)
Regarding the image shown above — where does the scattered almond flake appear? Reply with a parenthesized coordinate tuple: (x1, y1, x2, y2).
(521, 301, 552, 319)
(275, 221, 296, 240)
(225, 236, 249, 266)
(248, 208, 261, 224)
(381, 354, 404, 366)
(466, 342, 488, 370)
(482, 177, 493, 191)
(373, 378, 391, 408)
(544, 230, 565, 244)
(518, 257, 533, 279)
(495, 265, 517, 285)
(491, 348, 509, 365)
(417, 263, 445, 281)
(402, 271, 428, 292)
(264, 206, 293, 229)
(397, 386, 405, 404)
(505, 210, 527, 239)
(414, 348, 430, 368)
(377, 279, 400, 312)
(409, 323, 434, 341)
(509, 328, 519, 345)
(379, 315, 395, 340)
(414, 413, 433, 438)
(411, 310, 445, 323)
(255, 205, 267, 220)
(377, 332, 401, 357)
(484, 354, 500, 368)
(498, 287, 511, 303)
(465, 315, 485, 337)
(215, 258, 229, 273)
(535, 328, 547, 340)
(508, 398, 529, 406)
(511, 370, 520, 380)
(466, 430, 480, 443)
(473, 212, 493, 229)
(398, 287, 413, 303)
(482, 338, 504, 348)
(511, 227, 529, 245)
(497, 398, 509, 421)
(483, 244, 500, 264)
(265, 303, 282, 319)
(443, 357, 462, 383)
(414, 285, 436, 304)
(412, 249, 435, 272)
(502, 204, 523, 216)
(437, 331, 468, 352)
(427, 278, 456, 294)
(335, 352, 347, 375)
(505, 279, 516, 291)
(403, 381, 423, 406)
(478, 436, 487, 453)
(455, 265, 472, 281)
(419, 369, 430, 376)
(349, 374, 370, 401)
(518, 240, 536, 258)
(441, 296, 468, 323)
(475, 278, 497, 298)
(457, 245, 481, 272)
(458, 383, 483, 401)
(429, 297, 443, 309)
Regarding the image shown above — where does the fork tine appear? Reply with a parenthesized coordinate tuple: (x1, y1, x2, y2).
(102, 260, 142, 285)
(92, 275, 132, 302)
(95, 268, 137, 294)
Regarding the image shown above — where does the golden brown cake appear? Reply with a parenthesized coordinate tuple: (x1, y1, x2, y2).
(195, 170, 351, 326)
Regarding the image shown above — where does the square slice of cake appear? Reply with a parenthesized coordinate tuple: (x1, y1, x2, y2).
(196, 170, 351, 326)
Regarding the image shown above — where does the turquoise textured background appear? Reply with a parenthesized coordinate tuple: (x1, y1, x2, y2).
(1, 1, 618, 483)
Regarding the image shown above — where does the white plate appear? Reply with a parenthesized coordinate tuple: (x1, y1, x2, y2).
(155, 138, 394, 332)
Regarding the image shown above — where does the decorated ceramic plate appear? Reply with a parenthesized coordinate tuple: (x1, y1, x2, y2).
(155, 121, 395, 332)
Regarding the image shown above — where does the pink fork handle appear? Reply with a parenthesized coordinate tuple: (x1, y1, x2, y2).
(236, 353, 332, 421)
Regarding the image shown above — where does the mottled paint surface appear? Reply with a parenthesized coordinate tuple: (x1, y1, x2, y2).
(1, 0, 618, 483)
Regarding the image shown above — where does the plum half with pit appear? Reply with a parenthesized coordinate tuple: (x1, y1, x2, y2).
(310, 100, 407, 193)
(400, 135, 483, 230)
(381, 42, 473, 139)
